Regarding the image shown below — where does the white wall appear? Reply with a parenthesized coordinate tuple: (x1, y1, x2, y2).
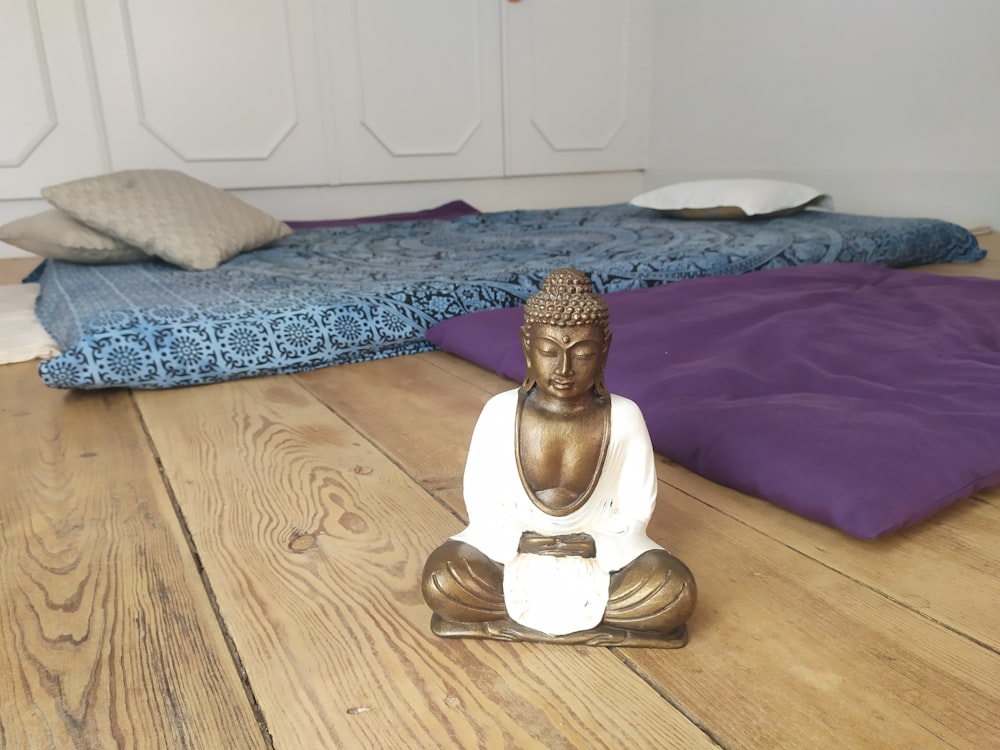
(7, 0, 997, 262)
(646, 0, 1000, 229)
(0, 0, 648, 259)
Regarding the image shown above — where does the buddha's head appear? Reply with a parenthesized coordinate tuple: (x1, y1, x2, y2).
(520, 268, 611, 401)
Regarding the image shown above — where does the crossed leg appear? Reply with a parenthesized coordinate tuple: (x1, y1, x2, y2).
(422, 539, 696, 647)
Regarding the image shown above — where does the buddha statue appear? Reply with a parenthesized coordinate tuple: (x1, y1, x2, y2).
(422, 268, 696, 647)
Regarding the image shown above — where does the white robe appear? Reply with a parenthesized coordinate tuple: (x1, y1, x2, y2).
(452, 389, 663, 636)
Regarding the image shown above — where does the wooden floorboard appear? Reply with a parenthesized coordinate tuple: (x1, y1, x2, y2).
(654, 458, 1000, 651)
(133, 375, 716, 750)
(0, 362, 267, 750)
(298, 351, 1000, 749)
(3, 236, 998, 748)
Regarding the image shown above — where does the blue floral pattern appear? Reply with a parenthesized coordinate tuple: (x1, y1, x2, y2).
(35, 204, 982, 389)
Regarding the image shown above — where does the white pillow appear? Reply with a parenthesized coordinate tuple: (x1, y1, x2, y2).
(630, 179, 833, 219)
(0, 209, 148, 264)
(42, 169, 292, 270)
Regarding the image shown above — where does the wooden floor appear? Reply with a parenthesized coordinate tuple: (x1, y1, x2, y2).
(2, 240, 999, 749)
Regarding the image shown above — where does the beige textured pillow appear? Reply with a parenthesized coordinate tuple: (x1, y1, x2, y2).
(42, 169, 292, 271)
(0, 209, 148, 264)
(630, 179, 834, 219)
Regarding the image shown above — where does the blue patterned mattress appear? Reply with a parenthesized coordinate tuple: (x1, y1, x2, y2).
(34, 203, 983, 389)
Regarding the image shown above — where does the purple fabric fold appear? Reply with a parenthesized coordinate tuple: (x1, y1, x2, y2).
(426, 262, 1000, 538)
(284, 200, 479, 230)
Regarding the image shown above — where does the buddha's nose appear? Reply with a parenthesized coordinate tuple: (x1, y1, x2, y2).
(556, 351, 573, 375)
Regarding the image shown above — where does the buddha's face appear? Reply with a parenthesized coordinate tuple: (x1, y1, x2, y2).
(522, 323, 608, 402)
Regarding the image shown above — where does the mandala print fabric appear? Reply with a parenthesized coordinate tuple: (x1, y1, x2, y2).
(35, 204, 982, 389)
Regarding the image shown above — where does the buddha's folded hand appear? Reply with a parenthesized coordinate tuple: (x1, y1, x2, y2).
(518, 531, 597, 558)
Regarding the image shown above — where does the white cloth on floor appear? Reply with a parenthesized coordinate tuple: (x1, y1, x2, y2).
(0, 283, 60, 364)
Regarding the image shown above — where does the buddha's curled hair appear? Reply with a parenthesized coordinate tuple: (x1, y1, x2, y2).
(523, 268, 610, 328)
(521, 268, 610, 397)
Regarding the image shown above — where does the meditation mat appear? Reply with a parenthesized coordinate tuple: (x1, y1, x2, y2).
(427, 263, 1000, 538)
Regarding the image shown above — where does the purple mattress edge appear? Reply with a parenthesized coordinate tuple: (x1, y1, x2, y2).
(284, 200, 479, 230)
(426, 262, 1000, 539)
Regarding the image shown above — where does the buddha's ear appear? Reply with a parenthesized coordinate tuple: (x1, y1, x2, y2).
(594, 375, 609, 398)
(519, 326, 536, 395)
(595, 332, 611, 397)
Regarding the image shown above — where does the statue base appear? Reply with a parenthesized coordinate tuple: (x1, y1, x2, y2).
(430, 613, 688, 649)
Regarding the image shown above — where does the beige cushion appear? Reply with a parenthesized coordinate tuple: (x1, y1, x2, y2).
(42, 169, 292, 270)
(0, 209, 148, 264)
(630, 178, 833, 219)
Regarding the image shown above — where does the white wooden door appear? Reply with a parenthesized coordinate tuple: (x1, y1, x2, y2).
(82, 0, 331, 189)
(502, 0, 650, 176)
(0, 0, 107, 199)
(324, 0, 504, 184)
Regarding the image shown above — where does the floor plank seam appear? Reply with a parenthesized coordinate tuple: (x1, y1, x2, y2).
(130, 390, 278, 750)
(659, 478, 998, 655)
(417, 351, 508, 387)
(611, 649, 730, 749)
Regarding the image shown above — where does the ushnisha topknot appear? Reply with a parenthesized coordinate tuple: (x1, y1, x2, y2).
(523, 268, 610, 328)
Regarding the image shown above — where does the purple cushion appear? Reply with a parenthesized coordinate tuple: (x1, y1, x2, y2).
(426, 263, 1000, 538)
(284, 200, 479, 230)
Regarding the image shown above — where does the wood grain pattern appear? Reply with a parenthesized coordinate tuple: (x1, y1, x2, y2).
(654, 457, 1000, 650)
(0, 362, 266, 750)
(133, 375, 716, 749)
(2, 237, 997, 749)
(300, 345, 1000, 749)
(631, 485, 1000, 749)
